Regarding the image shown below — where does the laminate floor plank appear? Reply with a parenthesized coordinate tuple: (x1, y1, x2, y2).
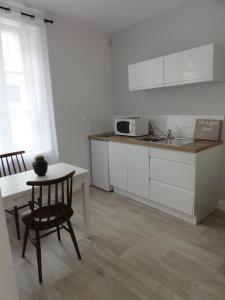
(6, 187, 225, 300)
(161, 250, 225, 293)
(121, 246, 196, 299)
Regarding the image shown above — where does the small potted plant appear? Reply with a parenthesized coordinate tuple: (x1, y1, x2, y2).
(33, 155, 48, 176)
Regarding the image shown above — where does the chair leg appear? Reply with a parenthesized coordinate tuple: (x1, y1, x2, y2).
(14, 206, 21, 240)
(67, 220, 81, 260)
(56, 225, 61, 241)
(22, 226, 29, 258)
(35, 231, 42, 284)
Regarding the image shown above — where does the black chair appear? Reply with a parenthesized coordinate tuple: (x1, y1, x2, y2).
(21, 171, 81, 283)
(1, 150, 28, 239)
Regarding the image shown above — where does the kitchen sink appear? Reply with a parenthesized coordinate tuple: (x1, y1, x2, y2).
(154, 138, 194, 146)
(137, 136, 165, 142)
(137, 136, 193, 146)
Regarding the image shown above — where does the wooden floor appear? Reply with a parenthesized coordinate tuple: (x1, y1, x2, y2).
(7, 187, 225, 300)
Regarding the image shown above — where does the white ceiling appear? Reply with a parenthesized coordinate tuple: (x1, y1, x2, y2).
(6, 0, 189, 33)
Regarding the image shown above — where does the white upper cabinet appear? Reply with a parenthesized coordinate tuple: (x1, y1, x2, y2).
(128, 57, 164, 91)
(128, 44, 225, 91)
(164, 44, 220, 86)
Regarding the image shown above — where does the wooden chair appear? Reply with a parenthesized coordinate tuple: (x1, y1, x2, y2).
(21, 171, 81, 283)
(1, 150, 27, 239)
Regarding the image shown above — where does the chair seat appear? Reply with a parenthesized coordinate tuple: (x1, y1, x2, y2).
(22, 203, 73, 231)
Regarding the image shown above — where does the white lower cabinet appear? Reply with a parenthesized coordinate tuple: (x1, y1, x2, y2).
(150, 180, 194, 215)
(108, 142, 127, 191)
(150, 148, 195, 216)
(127, 144, 149, 199)
(108, 142, 149, 199)
(107, 141, 222, 223)
(150, 158, 195, 191)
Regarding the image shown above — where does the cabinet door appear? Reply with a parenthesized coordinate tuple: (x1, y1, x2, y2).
(108, 142, 127, 191)
(128, 57, 164, 91)
(127, 144, 149, 199)
(91, 140, 112, 191)
(164, 44, 214, 86)
(150, 158, 195, 191)
(150, 180, 194, 215)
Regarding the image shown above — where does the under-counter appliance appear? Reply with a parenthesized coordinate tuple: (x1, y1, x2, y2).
(91, 139, 113, 191)
(114, 117, 149, 136)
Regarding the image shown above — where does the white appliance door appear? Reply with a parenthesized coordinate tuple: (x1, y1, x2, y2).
(91, 140, 113, 191)
(115, 120, 131, 135)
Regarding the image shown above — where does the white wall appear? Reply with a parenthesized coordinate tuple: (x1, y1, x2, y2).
(111, 0, 225, 199)
(46, 18, 113, 171)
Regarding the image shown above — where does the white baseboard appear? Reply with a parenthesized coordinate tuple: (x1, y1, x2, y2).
(217, 200, 225, 211)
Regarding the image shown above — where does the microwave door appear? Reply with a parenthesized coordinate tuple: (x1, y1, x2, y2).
(117, 121, 130, 134)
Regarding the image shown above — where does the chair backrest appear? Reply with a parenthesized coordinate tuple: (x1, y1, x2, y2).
(26, 171, 75, 222)
(0, 150, 27, 177)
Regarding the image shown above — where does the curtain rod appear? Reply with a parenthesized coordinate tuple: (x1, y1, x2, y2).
(0, 5, 54, 24)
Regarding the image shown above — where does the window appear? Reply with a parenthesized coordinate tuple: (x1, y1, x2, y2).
(0, 15, 58, 161)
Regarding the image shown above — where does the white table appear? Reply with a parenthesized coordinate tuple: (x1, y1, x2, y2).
(0, 162, 91, 237)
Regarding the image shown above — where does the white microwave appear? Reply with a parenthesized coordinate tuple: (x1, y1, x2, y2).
(114, 117, 149, 137)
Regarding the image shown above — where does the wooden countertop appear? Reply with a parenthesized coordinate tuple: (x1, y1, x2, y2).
(89, 134, 223, 153)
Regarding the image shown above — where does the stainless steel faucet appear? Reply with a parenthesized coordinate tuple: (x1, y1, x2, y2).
(151, 125, 173, 140)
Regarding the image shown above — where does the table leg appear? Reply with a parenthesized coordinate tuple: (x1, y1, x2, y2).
(82, 177, 91, 238)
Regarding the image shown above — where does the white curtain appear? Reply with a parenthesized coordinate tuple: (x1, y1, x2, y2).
(0, 11, 58, 166)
